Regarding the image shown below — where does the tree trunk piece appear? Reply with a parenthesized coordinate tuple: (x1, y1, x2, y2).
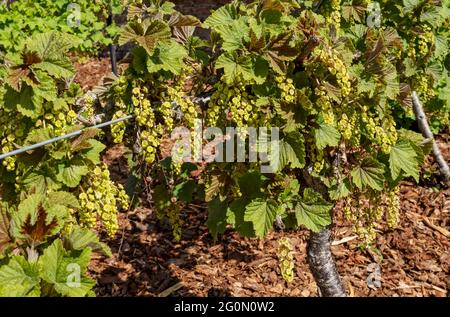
(411, 92, 450, 181)
(307, 227, 346, 297)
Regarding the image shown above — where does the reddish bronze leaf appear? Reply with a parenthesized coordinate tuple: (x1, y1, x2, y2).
(8, 68, 30, 91)
(0, 208, 12, 254)
(22, 50, 42, 66)
(364, 37, 385, 66)
(399, 83, 413, 108)
(248, 28, 266, 52)
(266, 32, 299, 73)
(261, 0, 285, 12)
(296, 10, 320, 38)
(298, 35, 320, 63)
(8, 51, 42, 91)
(20, 204, 58, 243)
(268, 32, 298, 61)
(71, 128, 100, 151)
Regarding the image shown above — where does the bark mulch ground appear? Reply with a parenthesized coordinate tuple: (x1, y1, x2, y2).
(74, 57, 113, 91)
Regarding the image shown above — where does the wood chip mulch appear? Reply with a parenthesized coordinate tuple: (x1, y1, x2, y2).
(73, 57, 113, 91)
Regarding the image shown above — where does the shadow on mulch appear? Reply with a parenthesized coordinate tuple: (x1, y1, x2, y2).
(91, 205, 262, 297)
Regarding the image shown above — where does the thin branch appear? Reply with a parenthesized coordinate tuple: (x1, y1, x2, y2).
(331, 235, 358, 246)
(158, 282, 183, 297)
(411, 91, 450, 181)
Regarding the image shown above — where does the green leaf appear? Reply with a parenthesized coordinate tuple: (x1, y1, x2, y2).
(3, 85, 20, 111)
(44, 204, 69, 230)
(15, 194, 44, 227)
(227, 197, 254, 237)
(205, 171, 229, 202)
(147, 41, 188, 75)
(216, 18, 249, 52)
(383, 66, 400, 99)
(0, 256, 40, 297)
(26, 32, 78, 59)
(32, 71, 58, 104)
(238, 171, 263, 199)
(398, 129, 433, 158)
(403, 0, 421, 13)
(216, 52, 250, 84)
(47, 191, 80, 209)
(153, 185, 171, 212)
(260, 10, 284, 32)
(425, 62, 444, 83)
(131, 46, 148, 74)
(160, 1, 176, 14)
(39, 239, 95, 297)
(24, 127, 52, 145)
(358, 75, 377, 95)
(56, 161, 89, 188)
(80, 139, 106, 165)
(314, 124, 341, 150)
(206, 197, 228, 241)
(216, 52, 268, 84)
(203, 4, 238, 29)
(408, 141, 427, 166)
(53, 98, 69, 112)
(351, 158, 386, 191)
(278, 132, 306, 170)
(328, 179, 351, 200)
(244, 198, 278, 238)
(403, 57, 416, 77)
(33, 59, 74, 79)
(420, 6, 443, 27)
(434, 35, 448, 60)
(294, 188, 332, 232)
(12, 194, 67, 242)
(65, 226, 112, 257)
(173, 180, 196, 203)
(13, 85, 41, 119)
(251, 56, 270, 84)
(21, 169, 60, 194)
(119, 19, 171, 55)
(389, 140, 420, 181)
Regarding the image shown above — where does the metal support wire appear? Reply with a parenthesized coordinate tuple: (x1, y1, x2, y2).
(0, 115, 134, 161)
(0, 95, 212, 161)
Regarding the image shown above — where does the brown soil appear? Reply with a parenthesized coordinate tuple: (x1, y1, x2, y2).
(74, 57, 113, 91)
